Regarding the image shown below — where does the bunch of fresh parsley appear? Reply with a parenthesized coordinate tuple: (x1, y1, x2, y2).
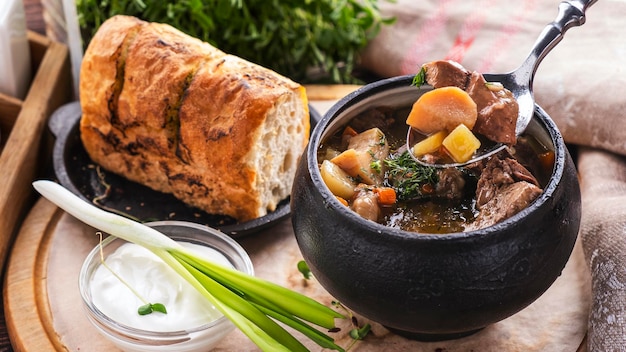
(76, 0, 394, 84)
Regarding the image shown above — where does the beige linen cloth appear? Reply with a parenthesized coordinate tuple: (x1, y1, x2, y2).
(359, 1, 626, 350)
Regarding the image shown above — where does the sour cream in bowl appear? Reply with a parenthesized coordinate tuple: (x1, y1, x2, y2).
(79, 221, 254, 352)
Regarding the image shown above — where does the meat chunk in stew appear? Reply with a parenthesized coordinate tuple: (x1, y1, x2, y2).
(465, 181, 542, 231)
(422, 60, 470, 89)
(435, 168, 467, 200)
(352, 186, 381, 221)
(465, 72, 518, 145)
(474, 153, 540, 208)
(464, 152, 542, 231)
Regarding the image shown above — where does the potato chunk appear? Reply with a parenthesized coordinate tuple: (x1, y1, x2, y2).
(442, 124, 481, 163)
(332, 128, 389, 185)
(320, 160, 356, 199)
(412, 130, 447, 157)
(406, 87, 478, 134)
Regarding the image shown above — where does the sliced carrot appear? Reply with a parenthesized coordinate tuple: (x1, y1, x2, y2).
(342, 125, 358, 137)
(331, 149, 361, 176)
(336, 196, 349, 206)
(374, 187, 397, 205)
(406, 86, 478, 134)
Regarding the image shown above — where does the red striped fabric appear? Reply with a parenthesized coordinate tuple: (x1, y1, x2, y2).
(400, 1, 540, 74)
(400, 0, 456, 74)
(444, 0, 497, 63)
(476, 0, 539, 73)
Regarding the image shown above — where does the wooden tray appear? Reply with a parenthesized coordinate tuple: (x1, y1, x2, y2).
(0, 30, 72, 272)
(3, 196, 591, 351)
(3, 95, 591, 351)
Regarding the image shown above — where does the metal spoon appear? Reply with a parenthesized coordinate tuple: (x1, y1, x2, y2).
(408, 0, 597, 168)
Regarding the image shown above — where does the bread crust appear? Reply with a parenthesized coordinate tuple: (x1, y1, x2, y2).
(79, 15, 309, 221)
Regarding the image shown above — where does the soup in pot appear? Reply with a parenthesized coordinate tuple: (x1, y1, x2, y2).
(317, 61, 554, 234)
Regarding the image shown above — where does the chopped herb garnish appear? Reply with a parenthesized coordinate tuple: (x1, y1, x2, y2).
(378, 133, 387, 146)
(370, 160, 382, 173)
(383, 151, 438, 201)
(411, 67, 427, 87)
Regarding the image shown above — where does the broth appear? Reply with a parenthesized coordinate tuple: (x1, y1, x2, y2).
(318, 106, 553, 234)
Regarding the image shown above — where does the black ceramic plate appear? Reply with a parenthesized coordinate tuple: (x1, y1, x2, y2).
(49, 101, 321, 238)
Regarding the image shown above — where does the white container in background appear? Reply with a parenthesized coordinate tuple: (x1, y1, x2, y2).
(0, 0, 32, 100)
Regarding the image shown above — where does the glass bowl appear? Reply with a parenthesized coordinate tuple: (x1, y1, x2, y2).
(79, 221, 254, 352)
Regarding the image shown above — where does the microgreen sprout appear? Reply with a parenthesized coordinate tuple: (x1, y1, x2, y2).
(297, 260, 312, 280)
(331, 301, 372, 351)
(97, 232, 167, 316)
(138, 303, 167, 316)
(349, 324, 372, 341)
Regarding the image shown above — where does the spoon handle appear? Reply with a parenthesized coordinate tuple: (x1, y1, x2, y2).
(515, 0, 598, 87)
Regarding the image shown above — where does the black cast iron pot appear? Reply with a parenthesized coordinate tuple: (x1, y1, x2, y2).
(291, 75, 581, 341)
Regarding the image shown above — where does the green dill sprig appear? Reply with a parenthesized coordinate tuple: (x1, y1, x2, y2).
(383, 151, 438, 201)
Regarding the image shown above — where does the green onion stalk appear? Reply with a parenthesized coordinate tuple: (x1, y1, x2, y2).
(33, 180, 345, 352)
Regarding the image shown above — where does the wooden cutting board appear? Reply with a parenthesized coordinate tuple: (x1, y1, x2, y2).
(4, 200, 591, 351)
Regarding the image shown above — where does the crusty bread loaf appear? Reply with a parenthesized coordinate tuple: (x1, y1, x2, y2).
(79, 15, 310, 221)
